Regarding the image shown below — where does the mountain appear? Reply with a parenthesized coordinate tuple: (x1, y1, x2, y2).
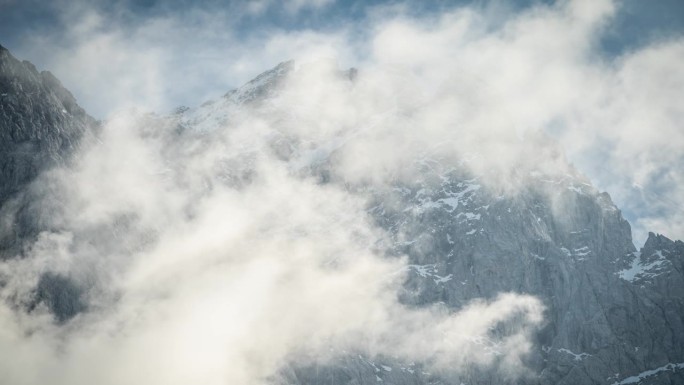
(351, 166, 683, 385)
(0, 47, 682, 384)
(0, 44, 97, 259)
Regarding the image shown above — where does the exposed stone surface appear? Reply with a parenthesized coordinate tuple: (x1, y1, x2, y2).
(364, 166, 683, 385)
(29, 272, 86, 323)
(0, 44, 97, 258)
(271, 154, 684, 384)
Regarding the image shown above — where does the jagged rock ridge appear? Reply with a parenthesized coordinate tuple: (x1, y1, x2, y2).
(0, 45, 97, 320)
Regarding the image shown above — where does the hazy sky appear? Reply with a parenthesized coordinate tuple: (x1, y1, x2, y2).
(2, 0, 684, 117)
(1, 0, 684, 244)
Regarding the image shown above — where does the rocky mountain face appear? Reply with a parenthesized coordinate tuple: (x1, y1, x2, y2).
(0, 47, 682, 384)
(349, 170, 682, 385)
(0, 44, 97, 258)
(275, 160, 683, 385)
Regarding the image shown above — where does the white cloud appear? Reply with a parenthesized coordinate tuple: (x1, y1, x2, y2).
(0, 108, 544, 383)
(559, 39, 684, 244)
(2, 0, 684, 382)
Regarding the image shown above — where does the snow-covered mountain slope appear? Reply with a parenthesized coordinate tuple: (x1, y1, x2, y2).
(0, 52, 682, 385)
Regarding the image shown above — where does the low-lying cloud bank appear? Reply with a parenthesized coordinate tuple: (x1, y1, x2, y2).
(0, 106, 544, 383)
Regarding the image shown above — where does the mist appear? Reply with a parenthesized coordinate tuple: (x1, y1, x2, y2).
(0, 100, 545, 383)
(13, 0, 680, 244)
(1, 0, 683, 383)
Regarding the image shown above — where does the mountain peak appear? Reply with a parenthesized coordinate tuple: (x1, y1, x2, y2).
(223, 60, 294, 104)
(643, 231, 677, 251)
(0, 44, 96, 258)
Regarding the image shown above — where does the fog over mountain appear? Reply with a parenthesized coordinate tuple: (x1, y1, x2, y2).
(0, 0, 683, 384)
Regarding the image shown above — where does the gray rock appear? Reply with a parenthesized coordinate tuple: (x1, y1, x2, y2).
(0, 44, 97, 258)
(28, 272, 86, 323)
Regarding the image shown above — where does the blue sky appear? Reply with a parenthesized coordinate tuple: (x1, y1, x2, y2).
(2, 0, 683, 54)
(1, 0, 683, 245)
(2, 0, 683, 116)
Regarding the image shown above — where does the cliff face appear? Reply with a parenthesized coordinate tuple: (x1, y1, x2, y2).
(276, 159, 683, 385)
(362, 168, 683, 385)
(0, 44, 97, 258)
(0, 48, 682, 384)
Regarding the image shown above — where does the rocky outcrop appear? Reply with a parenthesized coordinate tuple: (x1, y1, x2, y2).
(0, 44, 97, 258)
(366, 165, 683, 384)
(271, 156, 684, 384)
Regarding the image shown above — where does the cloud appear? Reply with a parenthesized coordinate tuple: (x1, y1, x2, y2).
(2, 0, 684, 383)
(284, 0, 335, 14)
(244, 0, 335, 16)
(554, 39, 684, 245)
(0, 106, 544, 383)
(15, 0, 356, 117)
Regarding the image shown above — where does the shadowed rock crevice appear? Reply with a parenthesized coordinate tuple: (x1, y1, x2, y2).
(28, 272, 85, 323)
